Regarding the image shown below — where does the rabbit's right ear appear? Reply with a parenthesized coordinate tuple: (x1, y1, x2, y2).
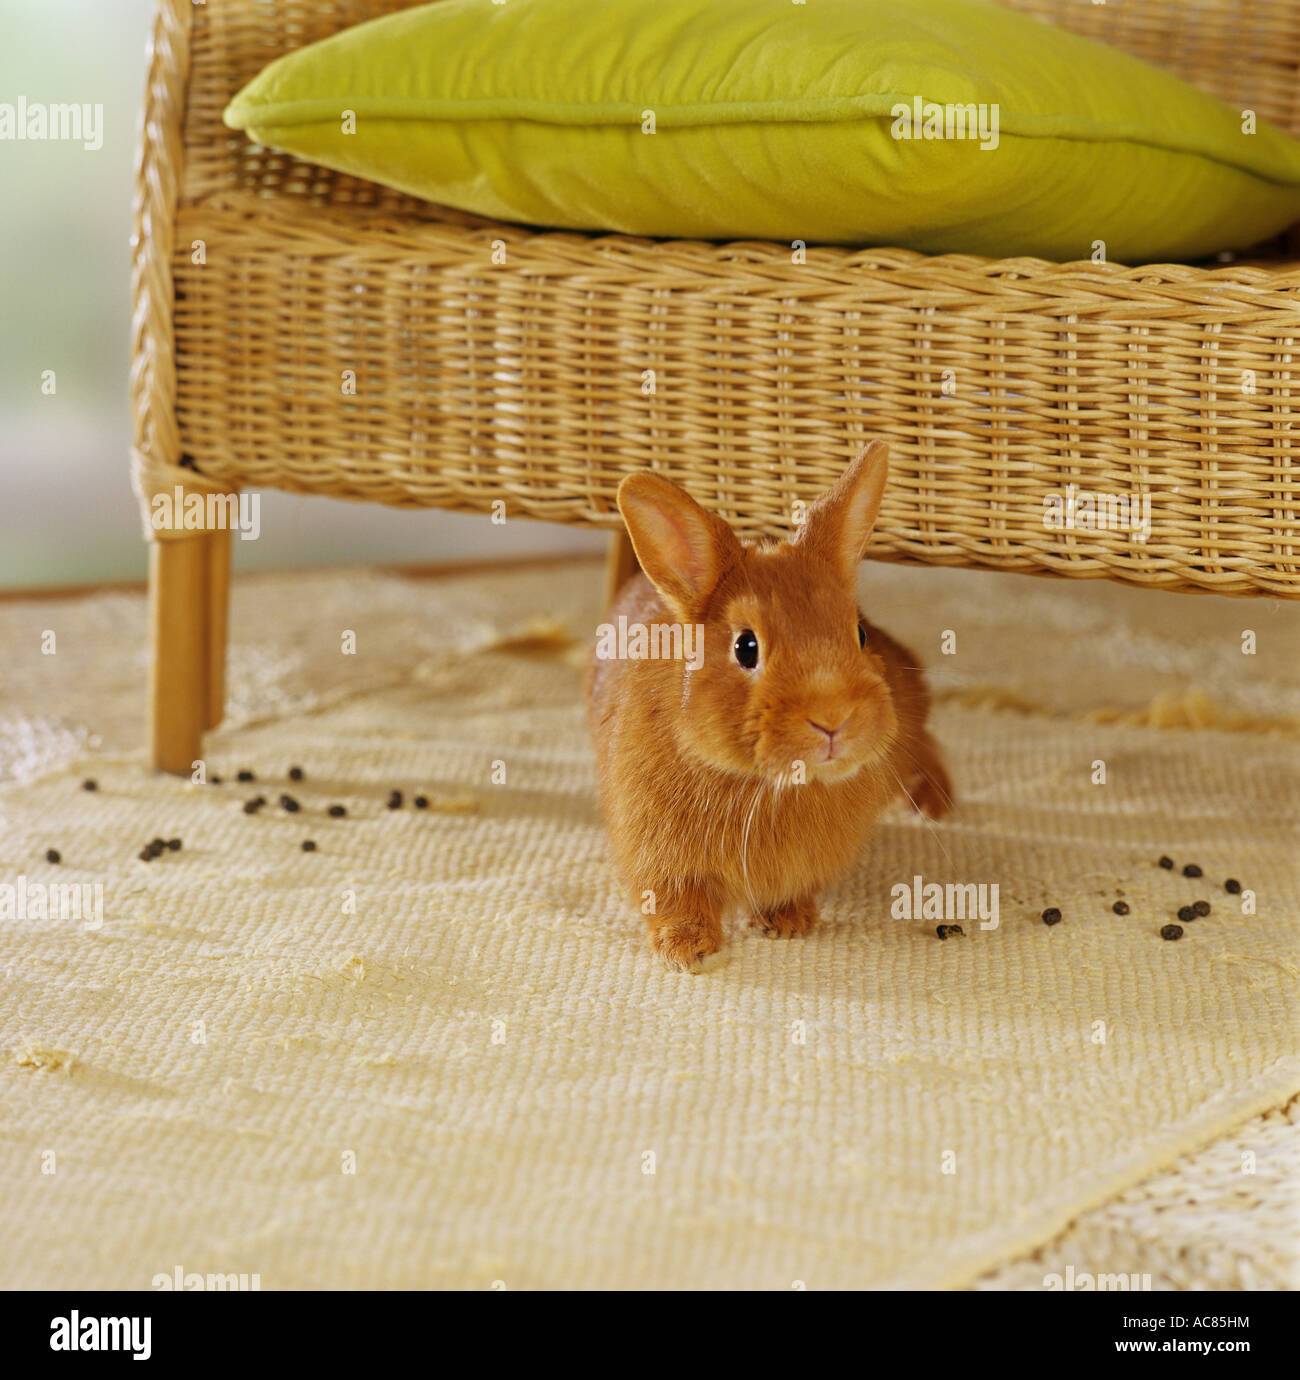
(618, 473, 741, 617)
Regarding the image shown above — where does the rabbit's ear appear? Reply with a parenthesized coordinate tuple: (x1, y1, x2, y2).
(618, 472, 741, 616)
(796, 441, 889, 582)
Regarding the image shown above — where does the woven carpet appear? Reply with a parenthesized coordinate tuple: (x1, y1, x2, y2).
(1, 559, 1297, 1290)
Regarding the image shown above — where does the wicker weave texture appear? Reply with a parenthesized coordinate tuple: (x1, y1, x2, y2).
(136, 0, 1300, 594)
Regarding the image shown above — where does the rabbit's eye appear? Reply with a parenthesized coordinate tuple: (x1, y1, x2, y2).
(734, 630, 759, 669)
(858, 621, 867, 650)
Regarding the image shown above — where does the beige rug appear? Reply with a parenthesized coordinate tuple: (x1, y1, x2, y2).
(1, 559, 1297, 1290)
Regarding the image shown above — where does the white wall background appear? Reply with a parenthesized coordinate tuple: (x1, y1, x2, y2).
(0, 0, 604, 589)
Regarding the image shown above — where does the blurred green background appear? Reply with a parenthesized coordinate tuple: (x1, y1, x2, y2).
(0, 0, 601, 589)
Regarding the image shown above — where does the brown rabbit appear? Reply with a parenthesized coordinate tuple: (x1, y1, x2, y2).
(586, 441, 952, 970)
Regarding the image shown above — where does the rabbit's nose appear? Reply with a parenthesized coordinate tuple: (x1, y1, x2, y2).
(808, 717, 848, 741)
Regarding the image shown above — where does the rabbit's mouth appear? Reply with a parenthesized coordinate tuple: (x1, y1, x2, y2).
(806, 736, 890, 782)
(764, 740, 882, 786)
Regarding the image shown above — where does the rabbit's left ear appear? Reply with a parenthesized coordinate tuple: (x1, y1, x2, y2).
(795, 440, 889, 582)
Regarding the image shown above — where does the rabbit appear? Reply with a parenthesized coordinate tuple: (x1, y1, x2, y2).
(586, 440, 953, 970)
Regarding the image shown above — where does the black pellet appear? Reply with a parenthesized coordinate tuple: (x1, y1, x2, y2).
(138, 847, 153, 862)
(147, 840, 166, 859)
(301, 840, 316, 852)
(151, 837, 166, 850)
(280, 795, 300, 813)
(936, 923, 964, 940)
(1225, 878, 1242, 895)
(1112, 901, 1130, 915)
(1158, 856, 1174, 870)
(242, 798, 262, 814)
(211, 774, 222, 784)
(45, 849, 61, 864)
(1177, 905, 1196, 923)
(414, 795, 429, 810)
(237, 769, 256, 782)
(167, 839, 181, 852)
(1183, 864, 1203, 878)
(1193, 900, 1210, 917)
(1161, 924, 1184, 941)
(82, 779, 97, 792)
(1041, 908, 1062, 926)
(387, 790, 403, 809)
(288, 766, 304, 782)
(327, 804, 346, 818)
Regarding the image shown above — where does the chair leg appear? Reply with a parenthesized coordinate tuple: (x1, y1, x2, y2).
(149, 537, 210, 774)
(604, 530, 639, 610)
(205, 528, 230, 731)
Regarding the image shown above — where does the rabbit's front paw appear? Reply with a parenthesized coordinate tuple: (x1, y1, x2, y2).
(749, 894, 818, 938)
(647, 913, 722, 971)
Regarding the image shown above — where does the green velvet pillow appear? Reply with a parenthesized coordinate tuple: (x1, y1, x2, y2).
(224, 0, 1300, 262)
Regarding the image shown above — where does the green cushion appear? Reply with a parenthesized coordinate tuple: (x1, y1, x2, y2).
(224, 0, 1300, 262)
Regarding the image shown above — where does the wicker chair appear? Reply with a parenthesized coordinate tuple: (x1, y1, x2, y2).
(132, 0, 1300, 772)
